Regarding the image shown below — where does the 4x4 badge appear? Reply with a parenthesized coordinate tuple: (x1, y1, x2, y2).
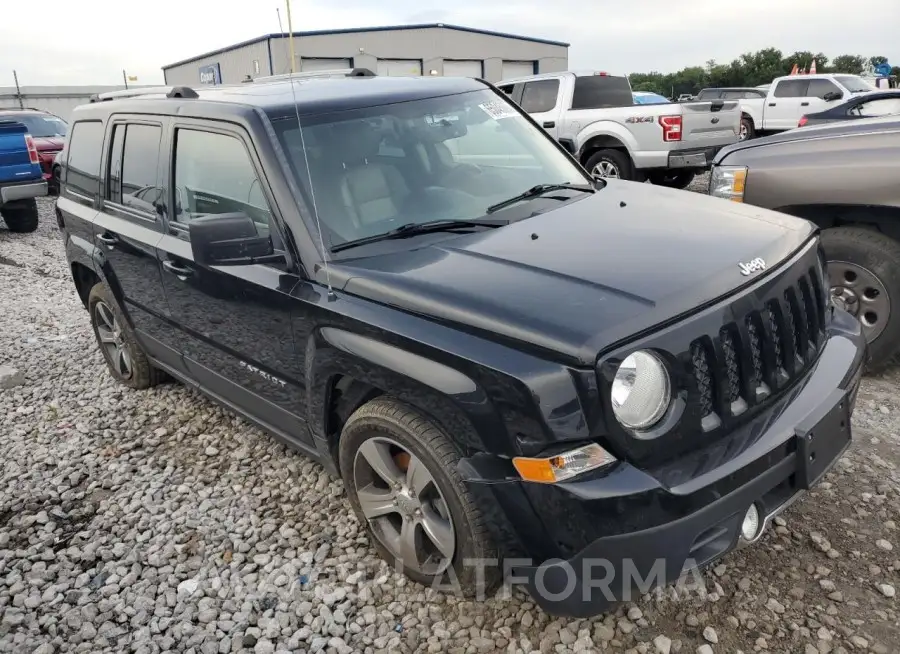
(739, 257, 766, 276)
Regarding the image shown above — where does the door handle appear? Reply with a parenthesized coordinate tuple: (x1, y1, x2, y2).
(768, 103, 776, 106)
(162, 260, 194, 277)
(800, 102, 810, 106)
(542, 121, 556, 128)
(96, 233, 118, 246)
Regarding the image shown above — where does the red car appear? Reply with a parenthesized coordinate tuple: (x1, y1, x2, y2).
(0, 109, 67, 194)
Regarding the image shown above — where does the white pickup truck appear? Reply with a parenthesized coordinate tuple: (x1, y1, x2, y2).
(497, 71, 741, 188)
(697, 73, 877, 140)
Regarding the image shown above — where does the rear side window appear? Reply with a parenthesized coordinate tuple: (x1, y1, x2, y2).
(774, 80, 809, 98)
(697, 89, 722, 100)
(65, 121, 104, 197)
(106, 123, 162, 215)
(807, 79, 841, 99)
(520, 80, 559, 113)
(571, 75, 634, 109)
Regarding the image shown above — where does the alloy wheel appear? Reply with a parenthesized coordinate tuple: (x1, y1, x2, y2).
(739, 122, 750, 141)
(353, 436, 455, 574)
(592, 161, 620, 179)
(94, 300, 133, 379)
(828, 260, 891, 343)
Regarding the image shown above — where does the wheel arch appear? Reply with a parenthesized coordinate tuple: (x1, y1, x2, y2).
(578, 134, 631, 168)
(71, 261, 101, 309)
(776, 204, 900, 243)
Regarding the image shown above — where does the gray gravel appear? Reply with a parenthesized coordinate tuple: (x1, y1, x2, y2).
(1, 197, 898, 653)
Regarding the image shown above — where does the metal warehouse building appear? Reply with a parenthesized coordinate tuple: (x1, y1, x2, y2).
(162, 23, 568, 86)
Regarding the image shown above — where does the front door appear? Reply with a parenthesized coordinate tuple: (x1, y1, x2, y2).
(154, 120, 312, 446)
(91, 117, 183, 372)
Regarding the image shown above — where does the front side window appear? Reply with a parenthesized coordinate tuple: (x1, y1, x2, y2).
(807, 79, 841, 99)
(173, 129, 276, 242)
(272, 89, 589, 249)
(520, 80, 559, 113)
(65, 120, 104, 197)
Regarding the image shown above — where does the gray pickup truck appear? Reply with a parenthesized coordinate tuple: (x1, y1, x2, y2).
(709, 115, 900, 370)
(498, 71, 741, 187)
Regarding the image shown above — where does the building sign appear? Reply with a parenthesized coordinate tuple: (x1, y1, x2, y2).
(199, 63, 222, 85)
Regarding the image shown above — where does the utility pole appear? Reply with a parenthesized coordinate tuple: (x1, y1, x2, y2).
(122, 69, 129, 89)
(12, 70, 24, 109)
(286, 0, 296, 74)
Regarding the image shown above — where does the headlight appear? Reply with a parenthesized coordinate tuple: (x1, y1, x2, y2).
(611, 350, 671, 430)
(709, 165, 747, 203)
(513, 444, 616, 484)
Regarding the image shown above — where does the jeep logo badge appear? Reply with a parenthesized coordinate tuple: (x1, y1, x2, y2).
(739, 257, 766, 276)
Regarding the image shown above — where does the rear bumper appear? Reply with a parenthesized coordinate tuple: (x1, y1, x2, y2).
(632, 145, 729, 171)
(461, 309, 865, 617)
(1, 180, 47, 204)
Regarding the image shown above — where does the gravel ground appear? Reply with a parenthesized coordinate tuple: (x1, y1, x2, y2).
(0, 195, 898, 654)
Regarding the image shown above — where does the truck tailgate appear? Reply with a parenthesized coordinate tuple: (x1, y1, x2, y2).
(0, 120, 38, 184)
(680, 100, 740, 147)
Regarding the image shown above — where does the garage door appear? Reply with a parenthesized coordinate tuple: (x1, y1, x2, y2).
(376, 59, 423, 77)
(300, 58, 351, 73)
(443, 60, 483, 78)
(501, 61, 536, 79)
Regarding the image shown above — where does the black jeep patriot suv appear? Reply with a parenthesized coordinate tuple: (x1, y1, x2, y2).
(57, 70, 865, 617)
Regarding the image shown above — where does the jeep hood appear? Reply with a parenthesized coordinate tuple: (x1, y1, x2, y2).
(331, 181, 815, 365)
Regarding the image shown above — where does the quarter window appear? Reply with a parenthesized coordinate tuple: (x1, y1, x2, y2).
(65, 120, 104, 197)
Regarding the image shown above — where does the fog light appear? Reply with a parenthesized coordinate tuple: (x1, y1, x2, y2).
(741, 504, 761, 540)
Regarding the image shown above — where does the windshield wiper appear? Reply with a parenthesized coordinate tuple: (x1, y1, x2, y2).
(331, 218, 509, 253)
(486, 183, 596, 215)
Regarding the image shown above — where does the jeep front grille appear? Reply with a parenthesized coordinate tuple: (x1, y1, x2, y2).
(690, 264, 828, 431)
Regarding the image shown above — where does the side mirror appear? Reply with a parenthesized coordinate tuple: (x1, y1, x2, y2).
(823, 91, 843, 102)
(189, 212, 282, 266)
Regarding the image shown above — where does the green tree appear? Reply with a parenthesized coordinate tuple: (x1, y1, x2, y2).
(870, 55, 888, 67)
(831, 54, 866, 74)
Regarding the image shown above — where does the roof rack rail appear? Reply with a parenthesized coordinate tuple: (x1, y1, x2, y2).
(89, 85, 200, 103)
(252, 68, 376, 83)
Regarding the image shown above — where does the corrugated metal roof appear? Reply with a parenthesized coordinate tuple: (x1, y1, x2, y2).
(161, 23, 569, 70)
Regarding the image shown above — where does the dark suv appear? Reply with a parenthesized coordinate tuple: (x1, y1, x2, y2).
(58, 71, 865, 617)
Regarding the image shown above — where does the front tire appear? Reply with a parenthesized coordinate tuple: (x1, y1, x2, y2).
(339, 397, 500, 597)
(647, 171, 696, 189)
(821, 227, 900, 373)
(88, 283, 164, 389)
(1, 199, 39, 233)
(585, 148, 637, 182)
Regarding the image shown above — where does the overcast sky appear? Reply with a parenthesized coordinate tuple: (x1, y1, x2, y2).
(1, 0, 896, 86)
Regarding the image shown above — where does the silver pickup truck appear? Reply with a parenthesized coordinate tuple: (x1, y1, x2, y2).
(498, 71, 741, 188)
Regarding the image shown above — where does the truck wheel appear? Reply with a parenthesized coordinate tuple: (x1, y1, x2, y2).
(0, 199, 39, 233)
(822, 227, 900, 373)
(340, 396, 501, 597)
(88, 283, 164, 389)
(585, 149, 636, 181)
(739, 117, 755, 141)
(648, 171, 696, 190)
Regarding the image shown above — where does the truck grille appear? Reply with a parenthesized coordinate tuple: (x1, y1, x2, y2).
(689, 263, 828, 431)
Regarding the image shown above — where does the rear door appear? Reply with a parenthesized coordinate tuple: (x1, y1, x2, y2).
(519, 78, 563, 138)
(153, 120, 311, 445)
(766, 79, 809, 130)
(92, 116, 182, 371)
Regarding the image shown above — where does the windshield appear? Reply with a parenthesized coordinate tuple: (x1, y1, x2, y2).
(7, 113, 67, 138)
(835, 76, 875, 93)
(272, 89, 589, 249)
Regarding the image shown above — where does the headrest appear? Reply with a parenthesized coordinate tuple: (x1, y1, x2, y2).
(332, 119, 384, 164)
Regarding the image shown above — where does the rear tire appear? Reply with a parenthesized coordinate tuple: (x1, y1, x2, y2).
(647, 171, 696, 190)
(821, 226, 900, 373)
(1, 199, 39, 233)
(739, 116, 755, 141)
(339, 396, 501, 597)
(88, 283, 164, 389)
(585, 149, 638, 182)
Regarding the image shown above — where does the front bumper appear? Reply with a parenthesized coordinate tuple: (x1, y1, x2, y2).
(462, 309, 865, 618)
(0, 180, 48, 204)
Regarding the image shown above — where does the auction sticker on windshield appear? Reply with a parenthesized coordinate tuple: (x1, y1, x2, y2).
(479, 100, 518, 120)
